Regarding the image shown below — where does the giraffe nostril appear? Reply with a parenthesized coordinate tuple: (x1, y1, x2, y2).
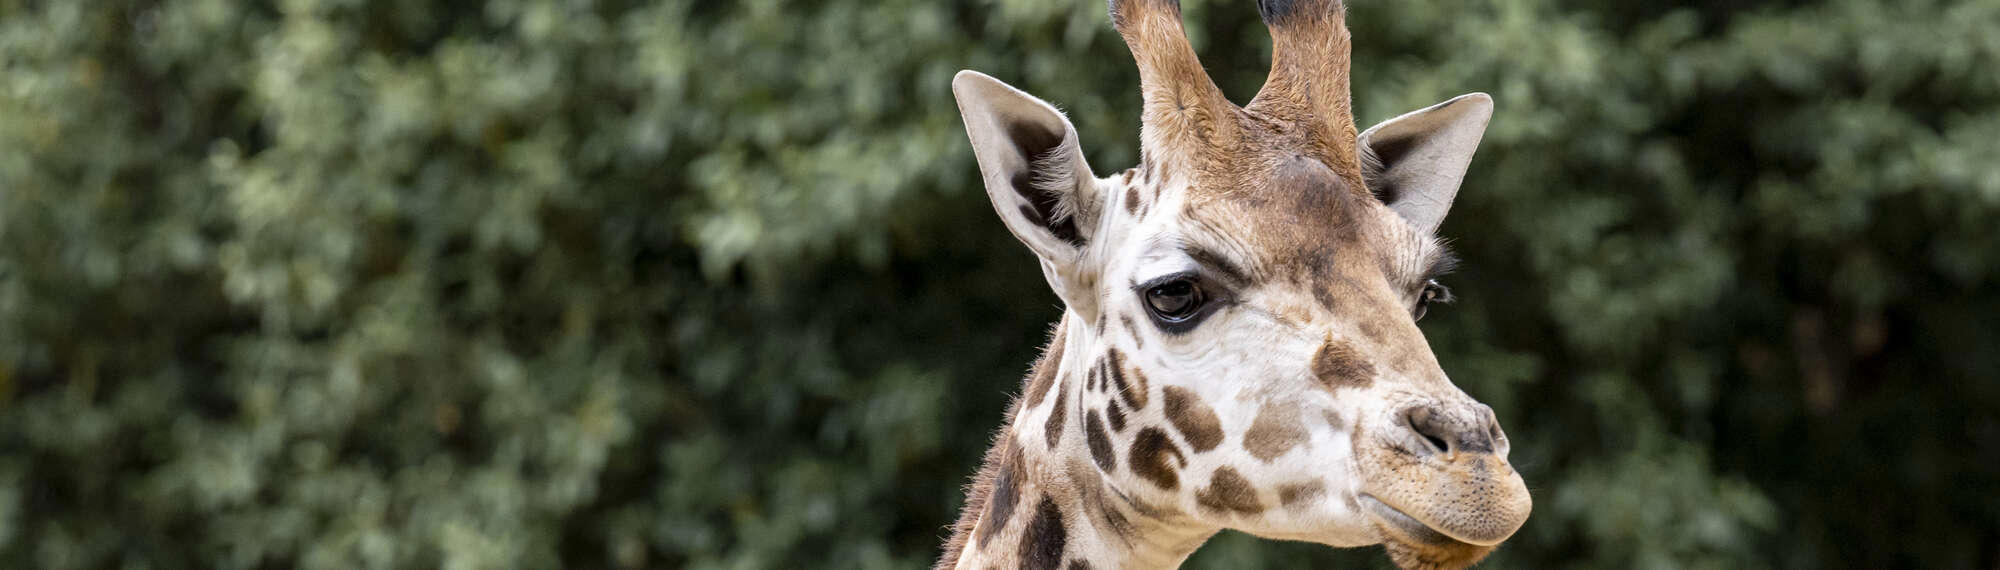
(1402, 407, 1451, 455)
(1400, 403, 1502, 457)
(1418, 431, 1449, 454)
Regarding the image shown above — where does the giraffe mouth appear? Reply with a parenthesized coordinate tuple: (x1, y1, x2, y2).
(1357, 493, 1505, 548)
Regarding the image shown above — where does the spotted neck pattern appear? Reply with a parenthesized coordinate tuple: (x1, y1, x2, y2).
(942, 314, 1221, 570)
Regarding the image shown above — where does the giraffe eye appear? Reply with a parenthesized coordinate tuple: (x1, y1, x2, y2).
(1144, 279, 1205, 323)
(1414, 279, 1453, 321)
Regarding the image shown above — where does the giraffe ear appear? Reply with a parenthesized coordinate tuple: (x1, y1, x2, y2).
(953, 70, 1100, 266)
(1359, 93, 1494, 236)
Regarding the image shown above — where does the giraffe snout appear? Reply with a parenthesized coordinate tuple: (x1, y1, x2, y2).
(1362, 400, 1532, 555)
(1397, 401, 1509, 460)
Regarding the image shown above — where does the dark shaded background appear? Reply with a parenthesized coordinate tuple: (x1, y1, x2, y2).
(3, 0, 1998, 568)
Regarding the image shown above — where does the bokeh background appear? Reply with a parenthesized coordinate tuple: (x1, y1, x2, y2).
(4, 0, 1999, 568)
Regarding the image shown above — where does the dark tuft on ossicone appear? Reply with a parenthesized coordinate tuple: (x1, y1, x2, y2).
(1256, 0, 1341, 24)
(1108, 0, 1184, 26)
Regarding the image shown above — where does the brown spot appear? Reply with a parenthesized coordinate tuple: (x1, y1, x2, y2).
(1045, 384, 1067, 448)
(976, 443, 1025, 547)
(1243, 401, 1307, 462)
(1106, 400, 1126, 432)
(1128, 427, 1186, 490)
(1085, 410, 1117, 472)
(1195, 466, 1264, 515)
(1311, 335, 1375, 389)
(1127, 366, 1151, 409)
(1103, 350, 1147, 410)
(1068, 561, 1093, 570)
(1162, 386, 1223, 452)
(1023, 327, 1066, 408)
(1085, 364, 1100, 392)
(1119, 314, 1144, 349)
(1323, 409, 1345, 432)
(1019, 497, 1067, 570)
(1125, 185, 1143, 216)
(1278, 480, 1326, 509)
(1023, 362, 1056, 409)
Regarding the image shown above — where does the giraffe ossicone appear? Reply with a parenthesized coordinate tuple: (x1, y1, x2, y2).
(940, 1, 1530, 569)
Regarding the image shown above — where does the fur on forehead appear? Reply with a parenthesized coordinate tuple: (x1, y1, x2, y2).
(1109, 152, 1444, 287)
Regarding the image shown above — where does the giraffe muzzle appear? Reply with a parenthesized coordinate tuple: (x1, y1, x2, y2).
(1357, 400, 1533, 565)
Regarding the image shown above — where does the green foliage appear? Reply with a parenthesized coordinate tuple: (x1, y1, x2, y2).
(3, 0, 1998, 568)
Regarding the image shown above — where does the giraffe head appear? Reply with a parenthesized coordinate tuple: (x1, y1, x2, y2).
(950, 1, 1528, 567)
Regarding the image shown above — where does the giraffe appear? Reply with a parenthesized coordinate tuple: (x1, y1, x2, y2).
(938, 0, 1529, 569)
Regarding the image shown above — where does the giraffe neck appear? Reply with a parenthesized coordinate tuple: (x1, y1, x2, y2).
(940, 316, 1216, 570)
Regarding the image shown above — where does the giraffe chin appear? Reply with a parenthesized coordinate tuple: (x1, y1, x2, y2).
(1378, 535, 1494, 570)
(1358, 490, 1523, 570)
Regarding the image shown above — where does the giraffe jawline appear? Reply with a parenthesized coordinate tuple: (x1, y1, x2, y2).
(1356, 493, 1498, 548)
